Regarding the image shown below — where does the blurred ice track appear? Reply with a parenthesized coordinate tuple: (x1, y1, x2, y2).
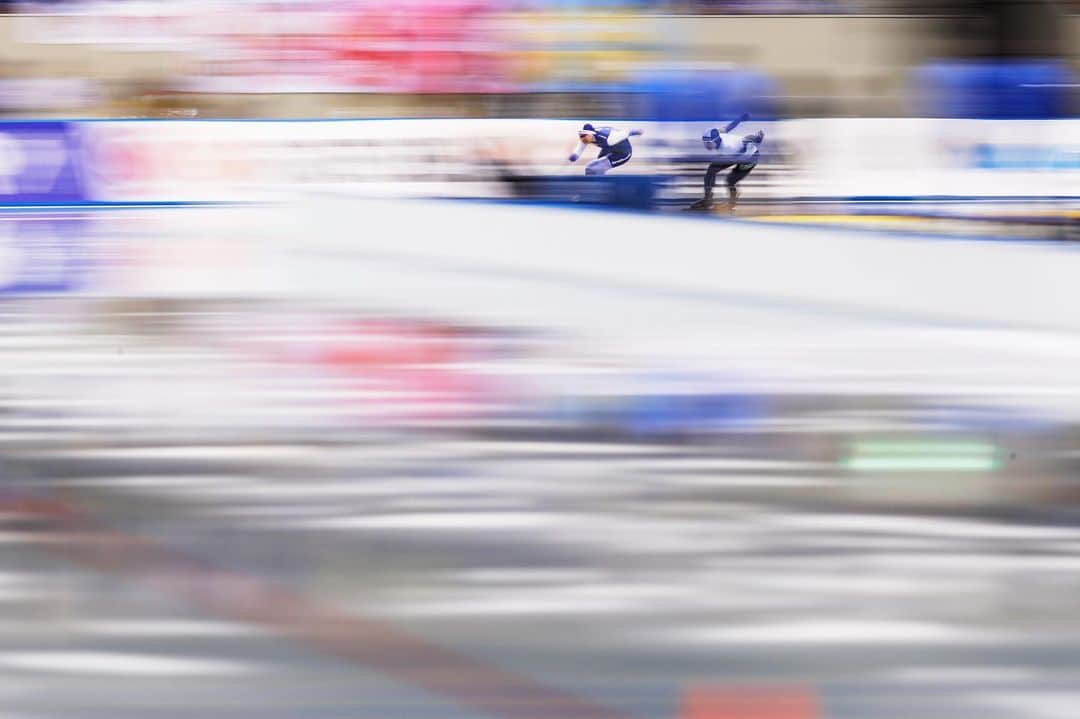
(281, 199, 1080, 414)
(0, 199, 1078, 719)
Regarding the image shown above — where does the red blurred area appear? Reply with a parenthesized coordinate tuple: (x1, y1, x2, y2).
(203, 0, 510, 93)
(682, 685, 819, 719)
(249, 315, 505, 423)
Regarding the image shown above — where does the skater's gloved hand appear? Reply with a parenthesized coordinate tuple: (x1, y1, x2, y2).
(568, 153, 579, 162)
(629, 129, 644, 137)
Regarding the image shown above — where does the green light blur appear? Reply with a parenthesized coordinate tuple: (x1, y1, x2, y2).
(843, 439, 1002, 473)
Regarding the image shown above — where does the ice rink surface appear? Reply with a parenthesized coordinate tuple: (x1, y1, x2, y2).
(0, 199, 1078, 719)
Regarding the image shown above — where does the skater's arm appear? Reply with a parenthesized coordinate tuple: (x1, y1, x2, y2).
(724, 112, 750, 134)
(733, 131, 763, 163)
(629, 128, 644, 137)
(568, 141, 586, 162)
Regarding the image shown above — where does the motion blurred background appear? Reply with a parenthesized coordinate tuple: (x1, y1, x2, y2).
(0, 2, 1076, 719)
(0, 0, 1077, 119)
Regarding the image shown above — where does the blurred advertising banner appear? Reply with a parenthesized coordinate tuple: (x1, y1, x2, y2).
(0, 122, 87, 203)
(70, 118, 1080, 203)
(79, 121, 266, 203)
(79, 119, 591, 202)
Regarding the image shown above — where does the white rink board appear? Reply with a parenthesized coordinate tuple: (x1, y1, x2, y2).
(784, 118, 1080, 198)
(79, 118, 1080, 202)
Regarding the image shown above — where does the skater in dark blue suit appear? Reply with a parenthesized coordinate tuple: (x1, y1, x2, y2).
(568, 123, 644, 176)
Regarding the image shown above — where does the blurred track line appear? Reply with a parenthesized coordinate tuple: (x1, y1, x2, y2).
(0, 492, 629, 719)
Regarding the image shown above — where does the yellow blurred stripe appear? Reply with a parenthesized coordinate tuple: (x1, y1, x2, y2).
(750, 215, 925, 226)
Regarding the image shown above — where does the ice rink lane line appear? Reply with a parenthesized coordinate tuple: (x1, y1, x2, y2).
(0, 493, 630, 719)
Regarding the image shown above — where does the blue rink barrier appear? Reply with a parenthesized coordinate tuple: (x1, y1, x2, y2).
(500, 174, 663, 210)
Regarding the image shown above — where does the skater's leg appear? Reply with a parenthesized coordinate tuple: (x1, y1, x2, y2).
(726, 162, 755, 187)
(585, 157, 613, 176)
(608, 150, 632, 169)
(704, 162, 730, 198)
(725, 161, 756, 209)
(692, 161, 731, 209)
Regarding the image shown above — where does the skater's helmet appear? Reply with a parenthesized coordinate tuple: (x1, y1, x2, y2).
(578, 123, 596, 142)
(702, 127, 721, 150)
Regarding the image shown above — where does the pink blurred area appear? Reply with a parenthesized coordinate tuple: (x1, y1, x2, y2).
(203, 0, 513, 94)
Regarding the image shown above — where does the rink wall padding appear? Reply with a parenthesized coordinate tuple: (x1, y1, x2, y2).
(0, 118, 1074, 205)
